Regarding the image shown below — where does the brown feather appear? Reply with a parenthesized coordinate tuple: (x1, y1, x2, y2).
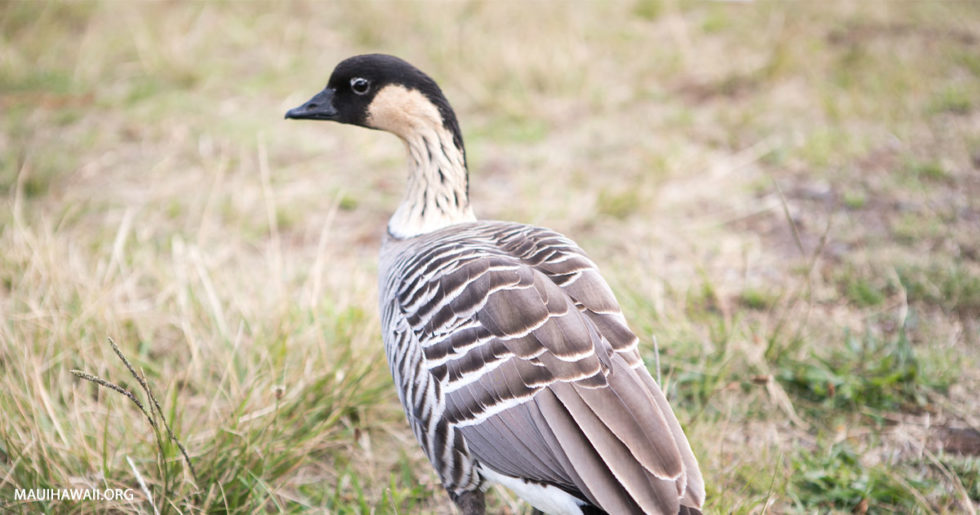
(379, 221, 704, 511)
(551, 380, 681, 514)
(638, 372, 706, 507)
(573, 356, 685, 481)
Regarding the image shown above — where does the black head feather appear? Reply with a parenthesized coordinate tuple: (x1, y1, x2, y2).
(287, 54, 465, 159)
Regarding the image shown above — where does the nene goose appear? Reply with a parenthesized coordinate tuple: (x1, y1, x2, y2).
(285, 54, 704, 515)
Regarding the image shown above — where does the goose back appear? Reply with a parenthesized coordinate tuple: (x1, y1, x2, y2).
(378, 221, 704, 513)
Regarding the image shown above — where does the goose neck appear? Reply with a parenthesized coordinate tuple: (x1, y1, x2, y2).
(387, 126, 475, 239)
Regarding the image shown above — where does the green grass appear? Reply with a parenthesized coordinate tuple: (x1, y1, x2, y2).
(738, 288, 778, 311)
(778, 327, 953, 414)
(787, 440, 934, 512)
(899, 264, 980, 317)
(2, 1, 979, 513)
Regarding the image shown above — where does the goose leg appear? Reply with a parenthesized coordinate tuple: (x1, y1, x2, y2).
(451, 489, 485, 515)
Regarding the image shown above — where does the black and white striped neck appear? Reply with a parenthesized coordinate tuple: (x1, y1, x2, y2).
(368, 84, 475, 239)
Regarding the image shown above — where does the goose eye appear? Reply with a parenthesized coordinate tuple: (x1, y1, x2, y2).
(350, 77, 370, 95)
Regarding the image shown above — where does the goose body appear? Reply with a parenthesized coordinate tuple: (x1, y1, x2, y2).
(286, 54, 704, 514)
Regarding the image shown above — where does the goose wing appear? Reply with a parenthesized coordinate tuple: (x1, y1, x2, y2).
(387, 223, 704, 512)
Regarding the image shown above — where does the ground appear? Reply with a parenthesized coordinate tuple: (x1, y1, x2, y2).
(1, 1, 978, 513)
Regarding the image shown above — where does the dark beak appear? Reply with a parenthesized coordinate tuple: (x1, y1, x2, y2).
(285, 88, 337, 120)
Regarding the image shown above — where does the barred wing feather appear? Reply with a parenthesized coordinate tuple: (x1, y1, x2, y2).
(380, 221, 704, 513)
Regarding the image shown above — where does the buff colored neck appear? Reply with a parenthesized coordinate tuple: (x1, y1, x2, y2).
(367, 84, 475, 239)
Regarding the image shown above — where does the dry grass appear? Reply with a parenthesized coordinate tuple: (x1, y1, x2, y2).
(1, 1, 979, 513)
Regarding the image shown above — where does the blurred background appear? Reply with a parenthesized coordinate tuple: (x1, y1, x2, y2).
(1, 1, 978, 512)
